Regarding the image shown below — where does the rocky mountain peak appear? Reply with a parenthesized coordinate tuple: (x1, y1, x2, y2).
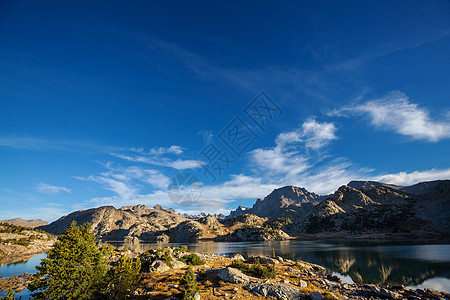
(228, 185, 323, 219)
(332, 185, 377, 212)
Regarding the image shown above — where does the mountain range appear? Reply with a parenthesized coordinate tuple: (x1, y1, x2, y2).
(35, 180, 450, 242)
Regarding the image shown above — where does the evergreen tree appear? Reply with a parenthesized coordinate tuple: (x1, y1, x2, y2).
(180, 267, 198, 300)
(29, 221, 108, 300)
(106, 254, 141, 300)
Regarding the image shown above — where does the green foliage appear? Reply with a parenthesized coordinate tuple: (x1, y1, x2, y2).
(29, 221, 108, 300)
(34, 228, 55, 240)
(106, 255, 141, 300)
(0, 289, 16, 300)
(161, 249, 173, 267)
(294, 262, 304, 270)
(0, 223, 28, 233)
(180, 267, 198, 300)
(180, 253, 205, 266)
(228, 259, 276, 279)
(100, 242, 116, 258)
(173, 245, 189, 252)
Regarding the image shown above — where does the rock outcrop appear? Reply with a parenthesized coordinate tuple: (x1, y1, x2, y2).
(38, 205, 189, 241)
(169, 220, 206, 242)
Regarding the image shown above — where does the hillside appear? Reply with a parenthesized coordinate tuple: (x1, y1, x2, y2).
(0, 218, 47, 228)
(0, 223, 56, 265)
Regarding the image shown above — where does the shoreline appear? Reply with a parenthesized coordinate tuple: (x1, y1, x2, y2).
(1, 246, 449, 299)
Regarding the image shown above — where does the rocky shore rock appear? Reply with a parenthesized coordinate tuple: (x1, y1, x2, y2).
(217, 267, 253, 284)
(244, 282, 305, 299)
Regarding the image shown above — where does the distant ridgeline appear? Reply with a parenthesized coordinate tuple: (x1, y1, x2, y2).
(37, 180, 450, 242)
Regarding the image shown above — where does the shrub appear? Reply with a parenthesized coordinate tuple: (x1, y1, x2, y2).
(161, 249, 173, 267)
(180, 267, 198, 300)
(0, 223, 28, 234)
(173, 245, 189, 252)
(106, 254, 141, 299)
(229, 259, 276, 279)
(180, 253, 205, 266)
(294, 262, 304, 270)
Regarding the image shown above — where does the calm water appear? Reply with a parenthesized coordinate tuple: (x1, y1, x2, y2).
(1, 240, 449, 299)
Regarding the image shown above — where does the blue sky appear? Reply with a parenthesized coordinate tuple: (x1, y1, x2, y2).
(1, 0, 450, 221)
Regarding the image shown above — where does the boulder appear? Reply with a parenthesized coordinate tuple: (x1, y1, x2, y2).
(244, 283, 305, 300)
(298, 279, 307, 288)
(232, 254, 245, 261)
(309, 291, 323, 300)
(247, 255, 279, 265)
(152, 260, 170, 273)
(217, 267, 252, 284)
(171, 258, 187, 269)
(156, 234, 170, 243)
(379, 288, 402, 299)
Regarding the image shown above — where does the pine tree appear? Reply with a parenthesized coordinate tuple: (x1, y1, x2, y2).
(29, 221, 108, 300)
(180, 267, 198, 300)
(106, 254, 141, 300)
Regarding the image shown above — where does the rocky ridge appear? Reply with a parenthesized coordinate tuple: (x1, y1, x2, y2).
(36, 180, 450, 242)
(0, 218, 47, 228)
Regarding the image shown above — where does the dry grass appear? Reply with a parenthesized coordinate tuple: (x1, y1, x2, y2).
(138, 254, 341, 300)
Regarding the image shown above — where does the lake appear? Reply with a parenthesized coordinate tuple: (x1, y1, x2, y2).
(1, 240, 449, 298)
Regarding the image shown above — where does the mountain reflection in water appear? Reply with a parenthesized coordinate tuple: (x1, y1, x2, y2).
(108, 240, 450, 288)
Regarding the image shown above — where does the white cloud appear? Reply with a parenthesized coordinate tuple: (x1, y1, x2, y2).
(111, 152, 203, 170)
(149, 145, 183, 155)
(35, 183, 72, 194)
(333, 92, 450, 142)
(374, 168, 450, 186)
(250, 119, 337, 180)
(301, 119, 337, 149)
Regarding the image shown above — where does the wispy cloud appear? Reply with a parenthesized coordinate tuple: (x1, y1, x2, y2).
(112, 153, 203, 170)
(331, 91, 450, 142)
(35, 183, 72, 194)
(148, 145, 184, 155)
(112, 145, 203, 170)
(373, 168, 450, 186)
(0, 136, 123, 153)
